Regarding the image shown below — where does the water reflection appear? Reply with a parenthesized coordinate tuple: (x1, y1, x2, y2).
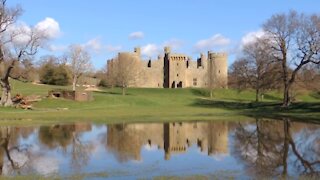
(106, 122, 229, 162)
(0, 120, 319, 178)
(234, 119, 320, 178)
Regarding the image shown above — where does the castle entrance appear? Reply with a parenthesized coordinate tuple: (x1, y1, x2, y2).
(177, 81, 183, 88)
(171, 81, 176, 88)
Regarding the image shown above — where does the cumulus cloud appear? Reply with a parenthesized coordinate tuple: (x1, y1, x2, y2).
(240, 29, 265, 49)
(194, 34, 231, 53)
(82, 38, 122, 53)
(48, 44, 68, 52)
(35, 17, 61, 39)
(8, 22, 32, 45)
(163, 39, 184, 50)
(106, 44, 122, 52)
(5, 17, 61, 50)
(83, 38, 102, 53)
(128, 31, 144, 40)
(139, 38, 184, 58)
(48, 37, 122, 54)
(141, 44, 160, 57)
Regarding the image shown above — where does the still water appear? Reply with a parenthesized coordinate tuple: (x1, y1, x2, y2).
(0, 119, 319, 179)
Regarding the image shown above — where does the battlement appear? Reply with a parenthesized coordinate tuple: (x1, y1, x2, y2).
(208, 51, 227, 58)
(170, 54, 188, 61)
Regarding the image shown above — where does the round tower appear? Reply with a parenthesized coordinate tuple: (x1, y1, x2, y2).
(207, 52, 228, 88)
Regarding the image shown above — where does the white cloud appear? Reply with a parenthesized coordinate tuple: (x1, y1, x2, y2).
(163, 39, 184, 50)
(48, 44, 68, 52)
(84, 38, 102, 53)
(81, 38, 122, 53)
(35, 17, 61, 39)
(141, 44, 160, 57)
(106, 44, 122, 52)
(194, 34, 231, 53)
(129, 31, 144, 40)
(240, 29, 265, 49)
(9, 22, 32, 45)
(139, 38, 184, 58)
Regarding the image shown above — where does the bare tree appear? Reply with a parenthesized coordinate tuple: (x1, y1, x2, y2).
(66, 45, 92, 91)
(232, 38, 280, 102)
(297, 64, 320, 92)
(263, 11, 320, 107)
(229, 59, 251, 90)
(0, 26, 47, 106)
(0, 0, 49, 106)
(111, 53, 141, 95)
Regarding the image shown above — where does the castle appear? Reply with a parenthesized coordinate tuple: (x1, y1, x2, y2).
(107, 46, 228, 88)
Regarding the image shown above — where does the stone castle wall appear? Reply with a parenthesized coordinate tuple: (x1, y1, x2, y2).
(107, 46, 228, 88)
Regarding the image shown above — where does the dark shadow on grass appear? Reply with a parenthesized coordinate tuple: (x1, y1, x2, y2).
(191, 98, 320, 122)
(190, 88, 209, 97)
(263, 94, 282, 101)
(310, 92, 320, 99)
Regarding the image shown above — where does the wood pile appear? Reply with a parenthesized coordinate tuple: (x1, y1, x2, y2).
(12, 94, 42, 110)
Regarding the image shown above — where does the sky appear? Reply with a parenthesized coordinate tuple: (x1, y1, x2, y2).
(7, 0, 320, 69)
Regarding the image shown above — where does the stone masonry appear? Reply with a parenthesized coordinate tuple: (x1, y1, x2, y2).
(107, 46, 228, 88)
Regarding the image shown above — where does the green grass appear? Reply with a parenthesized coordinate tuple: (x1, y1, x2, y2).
(0, 80, 319, 125)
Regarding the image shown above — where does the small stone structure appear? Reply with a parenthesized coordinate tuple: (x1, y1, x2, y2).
(48, 89, 93, 102)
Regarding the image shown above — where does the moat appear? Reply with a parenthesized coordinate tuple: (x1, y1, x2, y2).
(0, 119, 319, 179)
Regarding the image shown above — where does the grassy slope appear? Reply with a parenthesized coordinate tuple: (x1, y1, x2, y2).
(0, 80, 319, 125)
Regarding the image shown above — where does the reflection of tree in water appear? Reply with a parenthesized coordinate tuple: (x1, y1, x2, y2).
(38, 124, 93, 171)
(0, 127, 33, 175)
(106, 124, 143, 162)
(39, 125, 73, 150)
(234, 119, 320, 178)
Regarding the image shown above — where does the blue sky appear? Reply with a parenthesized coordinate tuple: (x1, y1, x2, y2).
(7, 0, 320, 69)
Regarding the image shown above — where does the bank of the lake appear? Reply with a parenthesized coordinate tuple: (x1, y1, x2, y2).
(0, 80, 319, 125)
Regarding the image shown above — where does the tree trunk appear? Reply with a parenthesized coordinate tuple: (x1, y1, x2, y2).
(282, 118, 290, 177)
(283, 82, 290, 108)
(72, 76, 77, 91)
(122, 86, 125, 96)
(0, 80, 13, 107)
(255, 88, 260, 102)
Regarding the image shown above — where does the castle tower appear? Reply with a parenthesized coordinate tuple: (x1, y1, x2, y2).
(207, 122, 229, 156)
(163, 47, 171, 88)
(200, 53, 207, 67)
(207, 52, 228, 88)
(134, 47, 141, 56)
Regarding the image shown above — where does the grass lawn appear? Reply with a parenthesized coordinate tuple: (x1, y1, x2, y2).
(0, 80, 319, 125)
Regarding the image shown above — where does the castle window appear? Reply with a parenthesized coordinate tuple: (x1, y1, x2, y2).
(177, 63, 179, 66)
(177, 74, 179, 77)
(193, 78, 197, 86)
(148, 60, 151, 68)
(197, 58, 202, 68)
(186, 61, 189, 68)
(219, 70, 220, 73)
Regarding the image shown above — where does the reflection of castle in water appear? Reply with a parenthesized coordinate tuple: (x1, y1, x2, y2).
(106, 121, 229, 161)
